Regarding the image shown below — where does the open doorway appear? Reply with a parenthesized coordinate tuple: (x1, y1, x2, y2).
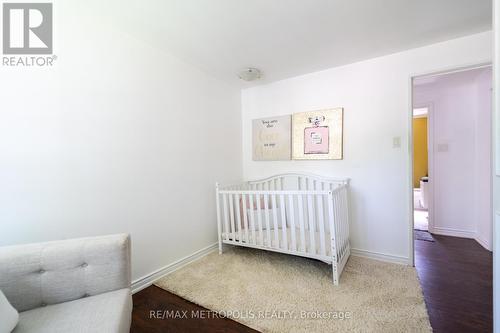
(411, 65, 493, 248)
(412, 106, 429, 233)
(410, 65, 494, 331)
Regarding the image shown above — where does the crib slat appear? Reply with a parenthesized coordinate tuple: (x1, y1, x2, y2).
(328, 194, 337, 258)
(264, 194, 272, 247)
(302, 179, 309, 249)
(279, 194, 288, 250)
(242, 193, 249, 243)
(297, 194, 306, 252)
(288, 194, 297, 251)
(248, 194, 256, 245)
(307, 194, 316, 255)
(341, 187, 348, 257)
(334, 191, 341, 259)
(313, 182, 318, 233)
(337, 189, 344, 257)
(256, 194, 264, 246)
(344, 187, 349, 248)
(271, 194, 279, 247)
(234, 194, 242, 243)
(222, 194, 230, 241)
(229, 194, 236, 241)
(337, 190, 344, 255)
(340, 189, 346, 257)
(316, 194, 326, 256)
(331, 191, 338, 258)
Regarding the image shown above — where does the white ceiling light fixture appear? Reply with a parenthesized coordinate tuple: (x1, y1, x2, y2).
(238, 68, 262, 81)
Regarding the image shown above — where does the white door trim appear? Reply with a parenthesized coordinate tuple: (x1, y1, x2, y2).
(493, 2, 499, 332)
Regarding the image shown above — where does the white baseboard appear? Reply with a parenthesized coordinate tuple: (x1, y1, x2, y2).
(431, 226, 475, 239)
(131, 242, 218, 294)
(474, 235, 492, 251)
(430, 227, 492, 251)
(350, 248, 410, 265)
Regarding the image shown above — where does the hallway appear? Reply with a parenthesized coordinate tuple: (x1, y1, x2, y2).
(415, 235, 493, 332)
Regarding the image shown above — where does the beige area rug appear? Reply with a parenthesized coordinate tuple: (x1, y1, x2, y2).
(155, 247, 431, 333)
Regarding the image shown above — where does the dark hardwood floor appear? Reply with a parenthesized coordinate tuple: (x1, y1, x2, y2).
(132, 235, 493, 332)
(131, 285, 258, 333)
(415, 234, 493, 332)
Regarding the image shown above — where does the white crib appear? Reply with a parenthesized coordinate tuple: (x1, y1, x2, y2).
(216, 173, 350, 285)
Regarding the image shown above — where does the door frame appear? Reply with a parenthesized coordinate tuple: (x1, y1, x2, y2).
(407, 62, 492, 266)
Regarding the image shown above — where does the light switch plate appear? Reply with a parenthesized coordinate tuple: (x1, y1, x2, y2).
(437, 143, 449, 152)
(392, 136, 401, 148)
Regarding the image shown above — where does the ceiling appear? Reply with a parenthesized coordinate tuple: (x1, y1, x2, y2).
(120, 0, 492, 86)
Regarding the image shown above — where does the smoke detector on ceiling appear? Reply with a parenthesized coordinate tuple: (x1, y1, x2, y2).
(238, 68, 262, 81)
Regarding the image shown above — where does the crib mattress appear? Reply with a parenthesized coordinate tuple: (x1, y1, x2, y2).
(222, 228, 341, 257)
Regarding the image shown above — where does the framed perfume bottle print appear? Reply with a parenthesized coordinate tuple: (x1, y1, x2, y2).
(292, 108, 343, 160)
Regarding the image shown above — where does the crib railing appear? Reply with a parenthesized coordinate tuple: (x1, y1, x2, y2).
(216, 184, 350, 264)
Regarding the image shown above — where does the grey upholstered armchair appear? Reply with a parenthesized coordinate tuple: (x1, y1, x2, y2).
(0, 234, 132, 333)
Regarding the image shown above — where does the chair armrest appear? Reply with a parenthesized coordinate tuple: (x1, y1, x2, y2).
(0, 234, 131, 312)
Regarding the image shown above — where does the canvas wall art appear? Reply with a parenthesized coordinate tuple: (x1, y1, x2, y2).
(292, 108, 343, 160)
(252, 115, 291, 161)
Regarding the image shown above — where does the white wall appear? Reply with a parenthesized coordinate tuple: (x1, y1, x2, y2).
(476, 68, 494, 250)
(0, 1, 242, 282)
(242, 31, 492, 263)
(413, 68, 492, 249)
(493, 1, 500, 331)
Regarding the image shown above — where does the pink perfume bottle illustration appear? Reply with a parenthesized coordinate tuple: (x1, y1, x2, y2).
(304, 116, 329, 154)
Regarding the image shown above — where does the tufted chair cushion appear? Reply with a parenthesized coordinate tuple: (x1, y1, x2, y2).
(0, 234, 131, 312)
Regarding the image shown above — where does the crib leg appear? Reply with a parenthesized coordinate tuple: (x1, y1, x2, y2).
(218, 241, 223, 255)
(332, 262, 339, 285)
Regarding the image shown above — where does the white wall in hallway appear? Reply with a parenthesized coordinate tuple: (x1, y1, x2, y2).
(476, 68, 494, 250)
(241, 31, 492, 263)
(413, 67, 492, 249)
(493, 1, 500, 331)
(0, 1, 242, 282)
